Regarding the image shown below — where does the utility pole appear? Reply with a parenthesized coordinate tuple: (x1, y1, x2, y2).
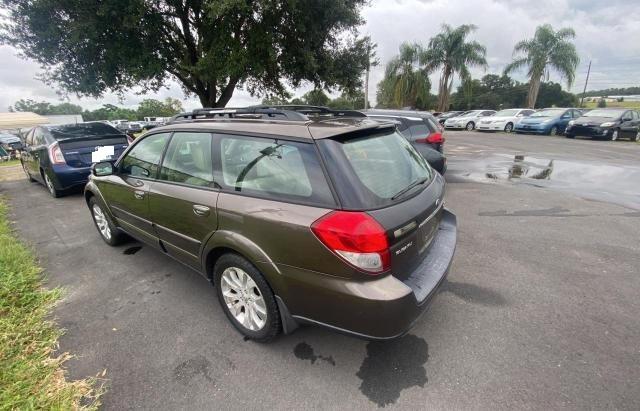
(580, 60, 591, 108)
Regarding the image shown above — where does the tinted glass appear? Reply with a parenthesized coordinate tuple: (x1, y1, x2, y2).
(159, 132, 214, 187)
(119, 133, 170, 178)
(217, 135, 335, 206)
(328, 130, 431, 203)
(34, 129, 46, 145)
(407, 121, 435, 141)
(47, 122, 122, 140)
(531, 109, 565, 118)
(366, 116, 408, 130)
(495, 109, 520, 117)
(582, 109, 625, 118)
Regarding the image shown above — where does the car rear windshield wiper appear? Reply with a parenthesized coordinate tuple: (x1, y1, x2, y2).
(391, 176, 429, 200)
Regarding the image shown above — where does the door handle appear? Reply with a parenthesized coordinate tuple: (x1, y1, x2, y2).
(193, 204, 210, 217)
(133, 190, 145, 200)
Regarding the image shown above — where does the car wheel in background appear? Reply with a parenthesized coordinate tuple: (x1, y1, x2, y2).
(549, 126, 558, 136)
(634, 131, 640, 142)
(89, 197, 125, 246)
(610, 129, 619, 141)
(466, 122, 475, 131)
(22, 162, 35, 182)
(43, 172, 61, 198)
(504, 123, 513, 133)
(214, 253, 281, 342)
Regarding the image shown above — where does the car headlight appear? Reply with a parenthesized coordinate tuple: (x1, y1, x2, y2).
(568, 120, 575, 126)
(600, 122, 615, 127)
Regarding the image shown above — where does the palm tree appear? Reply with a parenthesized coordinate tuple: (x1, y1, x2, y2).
(376, 43, 431, 109)
(421, 24, 488, 112)
(504, 24, 579, 108)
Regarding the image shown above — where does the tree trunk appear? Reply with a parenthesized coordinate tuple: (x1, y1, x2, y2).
(364, 64, 369, 109)
(527, 75, 542, 108)
(196, 78, 239, 108)
(437, 68, 452, 112)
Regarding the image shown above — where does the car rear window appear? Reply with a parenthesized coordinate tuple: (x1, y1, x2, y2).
(217, 134, 335, 207)
(318, 129, 433, 210)
(47, 122, 122, 139)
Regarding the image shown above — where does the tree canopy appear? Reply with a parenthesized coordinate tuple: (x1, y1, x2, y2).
(504, 24, 579, 108)
(1, 0, 369, 108)
(376, 43, 432, 110)
(421, 24, 487, 111)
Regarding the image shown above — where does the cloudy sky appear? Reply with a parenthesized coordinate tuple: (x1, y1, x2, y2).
(1, 0, 639, 112)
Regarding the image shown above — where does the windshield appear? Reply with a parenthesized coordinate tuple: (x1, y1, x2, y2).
(582, 109, 625, 118)
(530, 109, 565, 118)
(459, 111, 479, 117)
(494, 109, 520, 117)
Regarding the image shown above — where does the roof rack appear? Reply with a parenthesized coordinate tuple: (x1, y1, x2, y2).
(251, 105, 367, 118)
(167, 107, 309, 124)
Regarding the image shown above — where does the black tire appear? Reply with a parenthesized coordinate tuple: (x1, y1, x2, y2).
(22, 162, 35, 182)
(88, 196, 126, 246)
(634, 131, 640, 142)
(214, 253, 281, 342)
(504, 123, 513, 133)
(609, 128, 620, 141)
(42, 170, 62, 198)
(465, 121, 475, 131)
(549, 126, 558, 136)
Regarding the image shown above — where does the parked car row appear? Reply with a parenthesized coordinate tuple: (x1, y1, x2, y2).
(435, 107, 640, 141)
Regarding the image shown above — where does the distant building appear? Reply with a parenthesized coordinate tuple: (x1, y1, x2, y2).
(43, 114, 84, 125)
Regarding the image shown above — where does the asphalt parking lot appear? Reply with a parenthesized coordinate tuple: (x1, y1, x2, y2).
(1, 131, 639, 410)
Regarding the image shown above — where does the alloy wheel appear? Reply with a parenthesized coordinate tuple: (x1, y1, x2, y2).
(92, 204, 112, 240)
(635, 131, 639, 142)
(504, 123, 513, 133)
(550, 126, 558, 136)
(611, 130, 618, 141)
(220, 267, 267, 331)
(466, 122, 474, 131)
(44, 174, 55, 195)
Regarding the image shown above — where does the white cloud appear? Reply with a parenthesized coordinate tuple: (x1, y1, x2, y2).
(1, 0, 639, 111)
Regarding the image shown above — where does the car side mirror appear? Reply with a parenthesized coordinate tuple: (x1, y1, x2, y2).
(92, 161, 114, 177)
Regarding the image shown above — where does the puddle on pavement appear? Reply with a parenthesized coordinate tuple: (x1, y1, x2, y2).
(123, 245, 143, 255)
(356, 334, 428, 407)
(293, 342, 336, 366)
(451, 154, 640, 210)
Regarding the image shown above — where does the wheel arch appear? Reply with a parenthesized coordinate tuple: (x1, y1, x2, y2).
(202, 231, 282, 288)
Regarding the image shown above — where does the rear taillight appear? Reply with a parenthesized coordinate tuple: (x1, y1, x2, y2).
(311, 211, 390, 275)
(48, 142, 66, 165)
(416, 132, 444, 144)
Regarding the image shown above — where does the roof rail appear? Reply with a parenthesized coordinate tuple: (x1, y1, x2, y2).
(250, 105, 367, 118)
(167, 107, 309, 124)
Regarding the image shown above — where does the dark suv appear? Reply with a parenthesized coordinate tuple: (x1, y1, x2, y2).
(85, 108, 457, 342)
(361, 109, 447, 174)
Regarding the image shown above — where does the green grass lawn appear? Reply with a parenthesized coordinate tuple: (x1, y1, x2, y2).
(0, 159, 20, 168)
(0, 198, 103, 409)
(583, 101, 640, 109)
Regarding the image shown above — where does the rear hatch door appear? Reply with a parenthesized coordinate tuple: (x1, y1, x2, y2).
(58, 135, 129, 168)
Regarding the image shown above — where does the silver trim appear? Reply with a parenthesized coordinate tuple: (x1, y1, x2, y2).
(418, 200, 444, 228)
(394, 221, 417, 238)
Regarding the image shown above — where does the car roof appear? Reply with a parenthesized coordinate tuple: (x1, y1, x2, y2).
(362, 109, 435, 120)
(153, 117, 394, 140)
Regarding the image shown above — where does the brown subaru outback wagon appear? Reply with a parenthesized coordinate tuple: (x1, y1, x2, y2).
(85, 107, 457, 342)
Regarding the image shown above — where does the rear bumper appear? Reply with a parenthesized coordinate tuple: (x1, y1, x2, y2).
(276, 210, 457, 340)
(50, 164, 91, 189)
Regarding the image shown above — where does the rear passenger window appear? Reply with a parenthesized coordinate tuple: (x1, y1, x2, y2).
(407, 123, 432, 141)
(216, 135, 335, 206)
(119, 133, 170, 178)
(159, 132, 214, 187)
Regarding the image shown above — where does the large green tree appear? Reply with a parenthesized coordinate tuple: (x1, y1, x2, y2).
(136, 98, 184, 118)
(10, 99, 83, 115)
(504, 24, 579, 108)
(1, 0, 369, 108)
(376, 43, 431, 110)
(421, 24, 487, 112)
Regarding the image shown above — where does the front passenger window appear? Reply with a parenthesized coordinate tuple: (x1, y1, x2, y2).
(119, 133, 170, 178)
(159, 132, 214, 187)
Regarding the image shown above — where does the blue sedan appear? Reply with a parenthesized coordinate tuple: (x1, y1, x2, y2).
(514, 108, 582, 135)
